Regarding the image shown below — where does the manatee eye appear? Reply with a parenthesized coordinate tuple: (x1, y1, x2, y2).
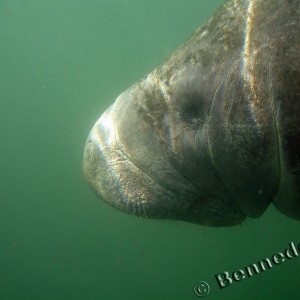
(179, 94, 206, 128)
(182, 101, 201, 119)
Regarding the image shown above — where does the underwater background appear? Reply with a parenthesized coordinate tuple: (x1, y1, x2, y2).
(0, 0, 299, 299)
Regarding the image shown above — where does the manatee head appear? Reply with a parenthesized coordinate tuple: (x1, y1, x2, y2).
(83, 0, 300, 226)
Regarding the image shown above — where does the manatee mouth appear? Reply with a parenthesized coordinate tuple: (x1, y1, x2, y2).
(83, 88, 246, 227)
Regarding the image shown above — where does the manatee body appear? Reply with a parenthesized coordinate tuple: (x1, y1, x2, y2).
(83, 0, 300, 226)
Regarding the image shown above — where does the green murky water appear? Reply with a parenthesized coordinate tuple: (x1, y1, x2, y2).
(0, 1, 299, 299)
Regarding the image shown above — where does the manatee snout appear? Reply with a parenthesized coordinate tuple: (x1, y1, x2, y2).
(83, 76, 246, 226)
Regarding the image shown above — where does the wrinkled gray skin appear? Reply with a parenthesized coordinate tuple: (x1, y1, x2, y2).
(83, 0, 300, 226)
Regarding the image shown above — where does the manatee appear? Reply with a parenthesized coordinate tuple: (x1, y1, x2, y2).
(83, 0, 300, 226)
